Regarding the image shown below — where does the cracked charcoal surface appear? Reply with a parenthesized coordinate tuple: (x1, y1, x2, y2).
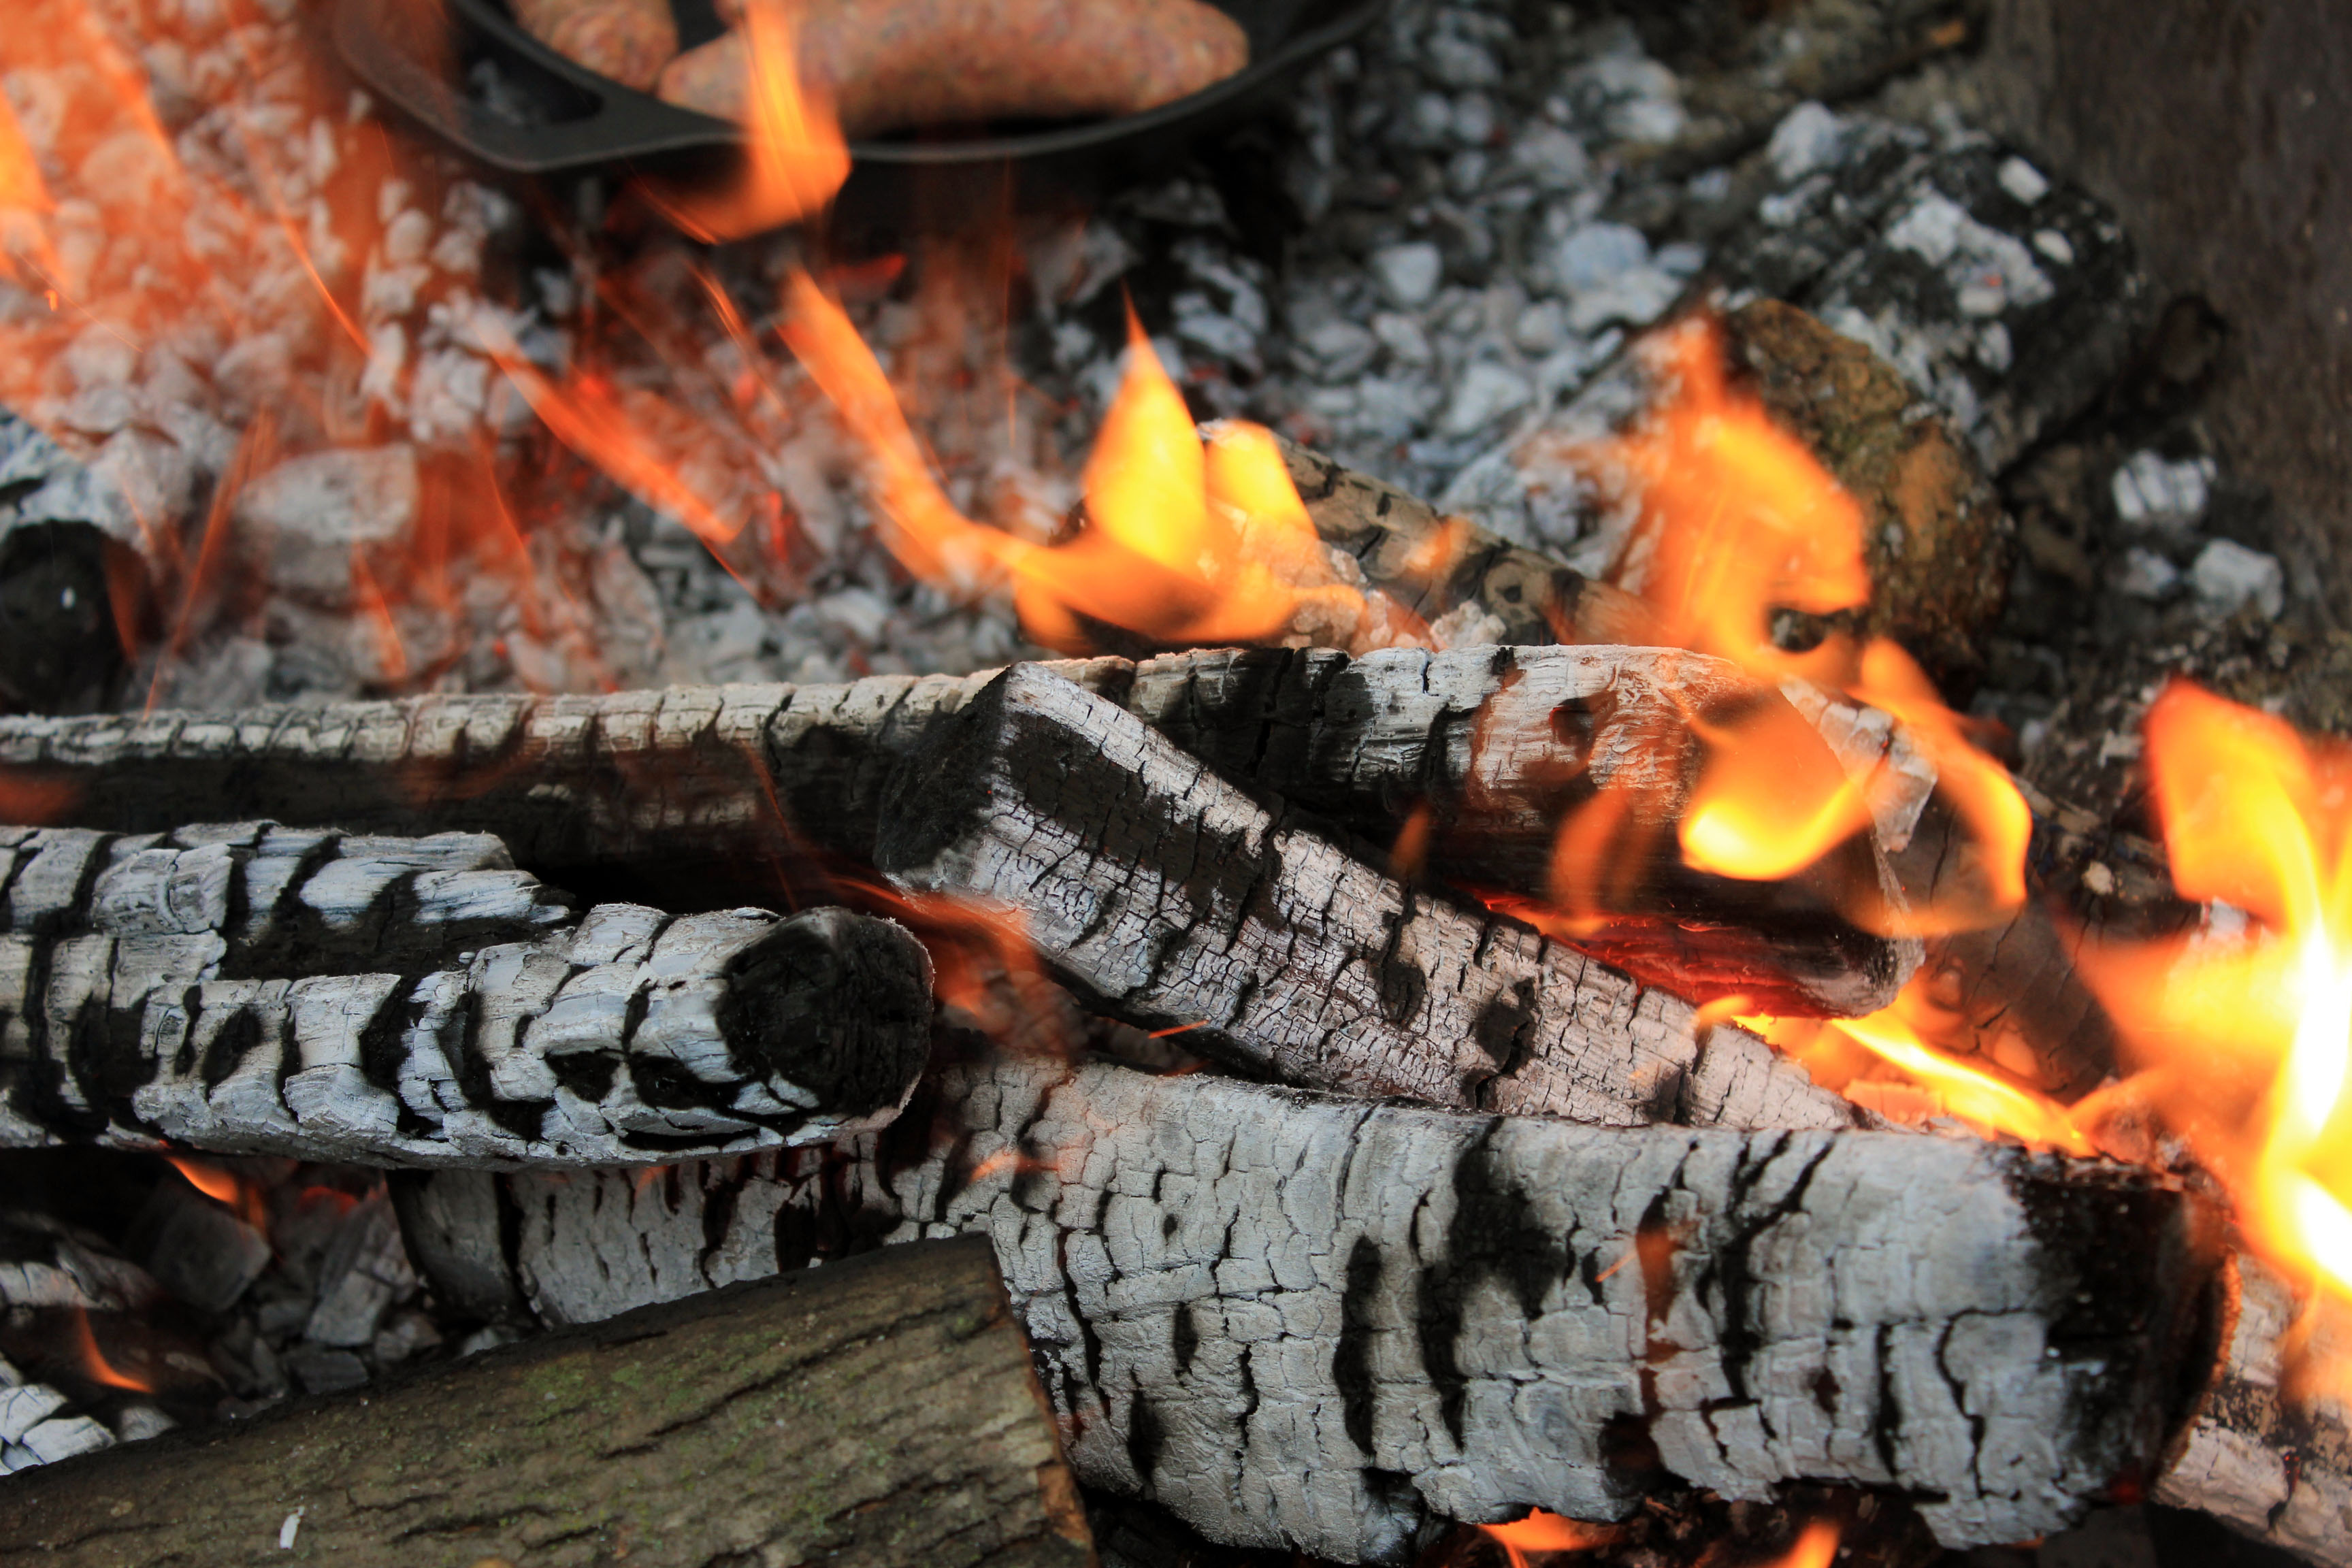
(397, 1055, 2215, 1561)
(874, 663, 1857, 1130)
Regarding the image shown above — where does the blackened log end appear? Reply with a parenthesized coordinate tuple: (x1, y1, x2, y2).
(715, 907, 935, 1123)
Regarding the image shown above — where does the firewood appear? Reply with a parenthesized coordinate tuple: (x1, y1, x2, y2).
(394, 1054, 2219, 1563)
(874, 663, 1857, 1130)
(0, 1237, 1094, 1568)
(1128, 644, 1926, 1017)
(1273, 434, 1656, 650)
(2152, 1250, 2352, 1567)
(0, 647, 1922, 1017)
(0, 824, 934, 1167)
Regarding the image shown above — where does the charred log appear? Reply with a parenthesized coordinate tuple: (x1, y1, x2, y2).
(0, 824, 933, 1167)
(2153, 1251, 2352, 1567)
(874, 663, 1856, 1130)
(0, 1237, 1094, 1568)
(0, 648, 1920, 1017)
(395, 1054, 2219, 1563)
(1130, 644, 1927, 1017)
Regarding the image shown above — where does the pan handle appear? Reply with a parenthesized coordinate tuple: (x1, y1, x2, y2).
(331, 0, 736, 174)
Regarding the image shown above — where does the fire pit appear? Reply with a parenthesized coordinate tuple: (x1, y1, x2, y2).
(0, 1, 2342, 1565)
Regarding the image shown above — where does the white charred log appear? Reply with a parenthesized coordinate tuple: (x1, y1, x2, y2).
(1131, 646, 1927, 1016)
(0, 649, 1920, 1015)
(395, 1055, 2216, 1563)
(0, 825, 933, 1166)
(0, 1240, 1091, 1568)
(874, 664, 1854, 1131)
(2153, 1250, 2352, 1566)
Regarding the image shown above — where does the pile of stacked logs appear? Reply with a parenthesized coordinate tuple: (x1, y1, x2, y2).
(0, 452, 2338, 1564)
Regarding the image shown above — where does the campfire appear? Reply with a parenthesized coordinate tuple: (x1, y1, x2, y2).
(0, 1, 2340, 1565)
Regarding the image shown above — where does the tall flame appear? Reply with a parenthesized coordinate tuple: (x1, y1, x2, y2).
(781, 275, 1371, 653)
(1555, 316, 2029, 934)
(646, 0, 849, 243)
(2084, 683, 2352, 1295)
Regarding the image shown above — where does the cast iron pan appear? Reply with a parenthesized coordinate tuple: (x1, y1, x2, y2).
(331, 0, 1386, 184)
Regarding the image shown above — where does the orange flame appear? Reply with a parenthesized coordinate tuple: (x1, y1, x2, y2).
(167, 1156, 240, 1207)
(169, 1154, 272, 1236)
(1744, 980, 2095, 1154)
(69, 1307, 153, 1394)
(1764, 1522, 1842, 1568)
(489, 357, 748, 556)
(2083, 683, 2352, 1296)
(783, 277, 1372, 653)
(1551, 316, 2028, 936)
(1473, 1509, 1620, 1565)
(645, 0, 849, 242)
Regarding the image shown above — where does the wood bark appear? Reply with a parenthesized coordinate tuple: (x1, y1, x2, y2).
(0, 1237, 1096, 1568)
(395, 1054, 2219, 1563)
(0, 824, 934, 1167)
(874, 664, 1857, 1132)
(2153, 1250, 2352, 1567)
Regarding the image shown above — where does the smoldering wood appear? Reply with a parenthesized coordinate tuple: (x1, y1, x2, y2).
(1273, 434, 1656, 649)
(1130, 644, 1928, 1017)
(0, 646, 1926, 1016)
(0, 824, 934, 1167)
(0, 1237, 1094, 1568)
(395, 1054, 2218, 1563)
(875, 663, 1857, 1132)
(2152, 1251, 2352, 1568)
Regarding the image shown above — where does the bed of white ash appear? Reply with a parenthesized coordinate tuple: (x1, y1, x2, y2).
(0, 0, 2305, 773)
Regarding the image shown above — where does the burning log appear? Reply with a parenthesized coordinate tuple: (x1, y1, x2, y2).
(0, 1354, 133, 1475)
(0, 644, 1921, 1017)
(2153, 1251, 2352, 1567)
(875, 663, 1858, 1130)
(1129, 643, 1926, 1017)
(0, 1237, 1094, 1567)
(0, 824, 934, 1166)
(394, 1055, 2218, 1563)
(1273, 434, 1655, 650)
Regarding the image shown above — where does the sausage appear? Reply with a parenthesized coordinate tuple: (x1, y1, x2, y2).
(512, 0, 678, 91)
(657, 0, 1250, 138)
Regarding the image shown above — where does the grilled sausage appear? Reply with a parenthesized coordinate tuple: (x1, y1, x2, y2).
(657, 0, 1250, 137)
(512, 0, 678, 91)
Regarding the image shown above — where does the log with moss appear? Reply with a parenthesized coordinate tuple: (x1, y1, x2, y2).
(0, 1237, 1092, 1568)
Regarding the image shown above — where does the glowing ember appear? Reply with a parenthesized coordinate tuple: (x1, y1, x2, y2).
(2083, 682, 2352, 1296)
(1473, 1508, 1620, 1564)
